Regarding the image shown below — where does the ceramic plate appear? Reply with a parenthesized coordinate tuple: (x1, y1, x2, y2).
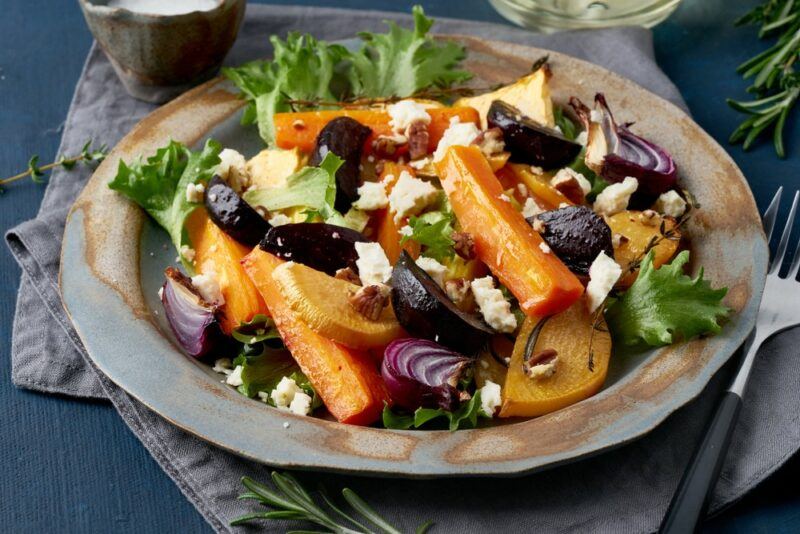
(60, 37, 767, 477)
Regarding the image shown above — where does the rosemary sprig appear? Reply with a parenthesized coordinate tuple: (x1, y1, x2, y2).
(232, 472, 432, 533)
(728, 0, 800, 157)
(0, 139, 107, 193)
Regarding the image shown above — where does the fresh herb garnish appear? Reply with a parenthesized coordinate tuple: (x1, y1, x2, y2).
(381, 391, 487, 432)
(553, 106, 579, 141)
(224, 6, 471, 145)
(399, 211, 456, 262)
(1, 139, 108, 194)
(728, 0, 800, 157)
(231, 314, 281, 344)
(605, 250, 730, 347)
(108, 139, 221, 269)
(232, 471, 432, 533)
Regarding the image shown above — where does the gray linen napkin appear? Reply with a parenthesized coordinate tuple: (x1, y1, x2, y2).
(5, 5, 799, 533)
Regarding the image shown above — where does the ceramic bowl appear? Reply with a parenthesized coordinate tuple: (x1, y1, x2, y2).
(78, 0, 245, 103)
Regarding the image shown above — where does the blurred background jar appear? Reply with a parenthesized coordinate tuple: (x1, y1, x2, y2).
(489, 0, 683, 31)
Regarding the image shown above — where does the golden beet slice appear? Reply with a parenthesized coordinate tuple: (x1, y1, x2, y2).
(606, 210, 680, 286)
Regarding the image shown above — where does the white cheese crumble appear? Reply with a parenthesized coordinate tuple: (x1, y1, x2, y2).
(527, 357, 559, 379)
(470, 276, 517, 333)
(216, 148, 250, 193)
(479, 380, 502, 417)
(212, 358, 233, 375)
(522, 197, 544, 218)
(654, 190, 687, 218)
(387, 170, 439, 222)
(432, 120, 481, 162)
(387, 100, 431, 132)
(409, 157, 431, 170)
(185, 182, 205, 203)
(498, 193, 512, 203)
(179, 245, 196, 263)
(354, 242, 393, 286)
(270, 376, 312, 416)
(586, 251, 622, 312)
(268, 212, 292, 226)
(399, 224, 413, 237)
(226, 365, 244, 387)
(191, 266, 225, 305)
(551, 167, 591, 196)
(415, 256, 447, 287)
(353, 181, 389, 211)
(593, 176, 639, 216)
(539, 242, 551, 254)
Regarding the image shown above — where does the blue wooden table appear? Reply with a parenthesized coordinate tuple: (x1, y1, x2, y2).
(1, 1, 798, 532)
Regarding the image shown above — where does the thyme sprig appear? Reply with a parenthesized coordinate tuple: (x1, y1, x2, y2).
(729, 0, 800, 157)
(585, 192, 698, 369)
(0, 139, 108, 193)
(283, 84, 501, 110)
(232, 472, 433, 533)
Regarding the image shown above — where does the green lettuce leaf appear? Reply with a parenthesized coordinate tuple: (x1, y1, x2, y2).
(108, 139, 221, 268)
(223, 6, 470, 145)
(382, 391, 486, 432)
(233, 343, 321, 409)
(348, 6, 472, 98)
(605, 250, 730, 347)
(400, 210, 455, 262)
(231, 314, 281, 344)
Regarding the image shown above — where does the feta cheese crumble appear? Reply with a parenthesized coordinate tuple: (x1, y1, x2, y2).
(387, 100, 431, 132)
(654, 190, 687, 218)
(387, 170, 439, 222)
(354, 242, 393, 286)
(226, 365, 244, 387)
(432, 120, 481, 162)
(191, 262, 224, 305)
(551, 167, 591, 196)
(179, 245, 196, 263)
(539, 242, 551, 254)
(470, 276, 517, 333)
(185, 182, 205, 203)
(270, 376, 312, 416)
(415, 256, 447, 287)
(212, 358, 233, 375)
(527, 356, 559, 379)
(268, 212, 292, 226)
(522, 197, 544, 218)
(353, 181, 389, 211)
(399, 224, 413, 237)
(216, 148, 250, 193)
(479, 380, 502, 417)
(593, 176, 638, 216)
(586, 251, 622, 312)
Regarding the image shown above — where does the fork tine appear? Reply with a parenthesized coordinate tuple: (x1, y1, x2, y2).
(770, 190, 799, 274)
(763, 186, 783, 242)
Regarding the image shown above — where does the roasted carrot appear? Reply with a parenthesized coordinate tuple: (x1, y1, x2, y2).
(436, 146, 584, 316)
(374, 162, 420, 264)
(186, 210, 268, 333)
(274, 107, 480, 154)
(504, 163, 572, 210)
(241, 249, 390, 425)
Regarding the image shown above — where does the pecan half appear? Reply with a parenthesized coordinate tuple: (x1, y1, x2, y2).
(335, 267, 362, 286)
(444, 278, 476, 313)
(551, 172, 586, 204)
(451, 231, 475, 260)
(349, 284, 390, 321)
(406, 120, 430, 161)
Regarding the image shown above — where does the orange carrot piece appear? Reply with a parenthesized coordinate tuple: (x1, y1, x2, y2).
(241, 249, 390, 425)
(274, 107, 480, 154)
(186, 210, 268, 333)
(435, 146, 584, 316)
(374, 162, 420, 264)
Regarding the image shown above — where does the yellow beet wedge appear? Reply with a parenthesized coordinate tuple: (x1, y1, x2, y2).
(271, 261, 403, 349)
(606, 210, 680, 286)
(499, 298, 612, 418)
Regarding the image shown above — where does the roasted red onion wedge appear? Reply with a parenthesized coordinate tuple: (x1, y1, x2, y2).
(160, 267, 224, 358)
(570, 94, 677, 196)
(382, 338, 472, 412)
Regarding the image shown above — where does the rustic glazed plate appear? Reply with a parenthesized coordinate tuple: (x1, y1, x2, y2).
(60, 37, 766, 477)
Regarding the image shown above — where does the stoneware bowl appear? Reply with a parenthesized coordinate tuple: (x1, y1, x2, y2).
(60, 37, 767, 477)
(78, 0, 245, 103)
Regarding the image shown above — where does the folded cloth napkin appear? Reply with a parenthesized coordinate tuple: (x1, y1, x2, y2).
(6, 5, 799, 533)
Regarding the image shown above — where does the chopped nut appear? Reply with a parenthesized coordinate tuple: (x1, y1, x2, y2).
(640, 209, 659, 226)
(523, 348, 559, 379)
(551, 173, 586, 204)
(472, 127, 505, 156)
(444, 278, 476, 313)
(373, 134, 407, 158)
(406, 119, 430, 161)
(292, 119, 306, 130)
(451, 231, 476, 260)
(458, 390, 473, 402)
(349, 284, 390, 321)
(612, 233, 629, 248)
(335, 267, 362, 286)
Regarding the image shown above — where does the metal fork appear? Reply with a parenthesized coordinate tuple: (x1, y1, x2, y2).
(660, 187, 800, 534)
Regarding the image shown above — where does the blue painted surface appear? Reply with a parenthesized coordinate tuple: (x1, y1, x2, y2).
(0, 0, 797, 532)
